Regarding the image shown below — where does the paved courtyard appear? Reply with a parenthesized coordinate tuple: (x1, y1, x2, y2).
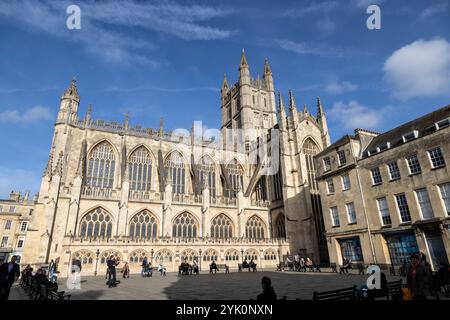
(9, 269, 404, 300)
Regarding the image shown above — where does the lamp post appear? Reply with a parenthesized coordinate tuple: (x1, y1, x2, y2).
(94, 249, 100, 276)
(277, 248, 281, 265)
(199, 249, 202, 272)
(241, 248, 244, 263)
(150, 249, 154, 265)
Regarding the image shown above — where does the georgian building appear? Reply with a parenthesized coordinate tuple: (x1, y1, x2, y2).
(21, 51, 331, 275)
(0, 191, 37, 263)
(316, 105, 450, 270)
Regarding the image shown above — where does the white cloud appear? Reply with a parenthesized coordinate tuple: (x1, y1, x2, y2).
(316, 17, 336, 36)
(325, 79, 358, 94)
(0, 0, 234, 65)
(0, 106, 53, 124)
(383, 38, 450, 100)
(419, 3, 448, 20)
(329, 100, 383, 130)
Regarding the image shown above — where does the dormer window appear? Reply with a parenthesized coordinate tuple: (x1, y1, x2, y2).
(376, 142, 391, 152)
(402, 130, 419, 143)
(435, 118, 449, 130)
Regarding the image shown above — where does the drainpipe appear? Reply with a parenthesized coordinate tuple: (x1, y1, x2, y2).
(350, 142, 377, 265)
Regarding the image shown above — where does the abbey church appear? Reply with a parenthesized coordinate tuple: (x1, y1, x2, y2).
(19, 51, 331, 275)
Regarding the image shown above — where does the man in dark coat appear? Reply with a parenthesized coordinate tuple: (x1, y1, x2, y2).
(257, 276, 277, 301)
(0, 255, 21, 300)
(407, 253, 431, 300)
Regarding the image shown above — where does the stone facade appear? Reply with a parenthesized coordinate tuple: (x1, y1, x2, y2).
(316, 106, 450, 270)
(0, 191, 37, 263)
(20, 51, 331, 276)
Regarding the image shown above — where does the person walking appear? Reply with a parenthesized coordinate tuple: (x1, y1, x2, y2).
(106, 255, 120, 288)
(256, 276, 277, 302)
(0, 255, 21, 300)
(141, 257, 148, 277)
(122, 262, 130, 279)
(407, 253, 431, 300)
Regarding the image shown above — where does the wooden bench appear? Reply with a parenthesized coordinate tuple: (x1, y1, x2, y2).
(238, 263, 257, 272)
(313, 285, 358, 300)
(210, 264, 229, 273)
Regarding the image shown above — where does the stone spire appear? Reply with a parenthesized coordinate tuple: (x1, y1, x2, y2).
(124, 112, 129, 129)
(221, 73, 229, 90)
(76, 141, 87, 178)
(288, 90, 297, 111)
(277, 92, 286, 117)
(53, 151, 64, 177)
(62, 78, 80, 102)
(263, 58, 272, 75)
(303, 104, 310, 116)
(43, 149, 54, 177)
(317, 97, 324, 117)
(159, 117, 164, 137)
(239, 48, 248, 70)
(85, 104, 92, 125)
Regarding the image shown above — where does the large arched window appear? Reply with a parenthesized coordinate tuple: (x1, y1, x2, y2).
(226, 159, 244, 198)
(210, 214, 233, 239)
(244, 248, 259, 261)
(181, 249, 198, 262)
(154, 249, 173, 263)
(72, 250, 94, 265)
(129, 210, 158, 239)
(245, 215, 265, 239)
(86, 141, 115, 188)
(165, 151, 186, 195)
(100, 250, 121, 264)
(275, 213, 286, 239)
(128, 249, 149, 264)
(129, 146, 152, 191)
(264, 249, 277, 260)
(225, 249, 240, 261)
(172, 212, 198, 238)
(254, 176, 267, 201)
(79, 207, 113, 239)
(303, 138, 320, 191)
(203, 248, 218, 262)
(198, 155, 216, 197)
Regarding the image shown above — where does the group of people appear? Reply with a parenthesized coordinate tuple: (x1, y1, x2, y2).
(283, 255, 318, 272)
(242, 259, 257, 272)
(179, 259, 199, 275)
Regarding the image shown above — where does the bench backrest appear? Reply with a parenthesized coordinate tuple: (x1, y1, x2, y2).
(386, 279, 402, 299)
(313, 286, 357, 301)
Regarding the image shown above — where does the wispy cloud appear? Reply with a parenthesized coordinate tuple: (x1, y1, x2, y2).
(419, 2, 448, 20)
(325, 78, 358, 94)
(349, 0, 384, 9)
(316, 17, 337, 36)
(0, 106, 53, 124)
(383, 38, 450, 100)
(268, 39, 364, 58)
(329, 100, 387, 130)
(284, 1, 339, 17)
(0, 0, 234, 66)
(0, 86, 62, 94)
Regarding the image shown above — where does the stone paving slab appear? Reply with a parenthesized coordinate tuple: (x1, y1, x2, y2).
(8, 270, 406, 300)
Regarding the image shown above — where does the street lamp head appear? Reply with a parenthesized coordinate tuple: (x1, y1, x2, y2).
(96, 249, 100, 256)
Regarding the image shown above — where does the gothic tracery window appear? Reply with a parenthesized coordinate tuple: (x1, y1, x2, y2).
(210, 214, 233, 239)
(303, 138, 319, 191)
(154, 249, 173, 263)
(226, 159, 244, 198)
(72, 250, 94, 265)
(100, 250, 121, 264)
(225, 249, 240, 261)
(275, 213, 286, 239)
(198, 155, 216, 198)
(79, 207, 113, 239)
(245, 215, 265, 239)
(172, 212, 198, 238)
(181, 249, 198, 262)
(245, 249, 259, 261)
(165, 151, 186, 195)
(203, 248, 218, 262)
(86, 141, 115, 188)
(129, 210, 158, 239)
(129, 249, 149, 264)
(129, 146, 152, 191)
(254, 176, 267, 201)
(264, 249, 277, 260)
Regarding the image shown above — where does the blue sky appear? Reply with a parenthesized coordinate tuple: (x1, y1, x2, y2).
(0, 0, 449, 198)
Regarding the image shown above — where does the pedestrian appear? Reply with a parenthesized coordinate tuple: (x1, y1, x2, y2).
(122, 262, 130, 279)
(106, 255, 120, 288)
(407, 253, 431, 300)
(141, 257, 148, 277)
(256, 276, 277, 302)
(0, 255, 21, 300)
